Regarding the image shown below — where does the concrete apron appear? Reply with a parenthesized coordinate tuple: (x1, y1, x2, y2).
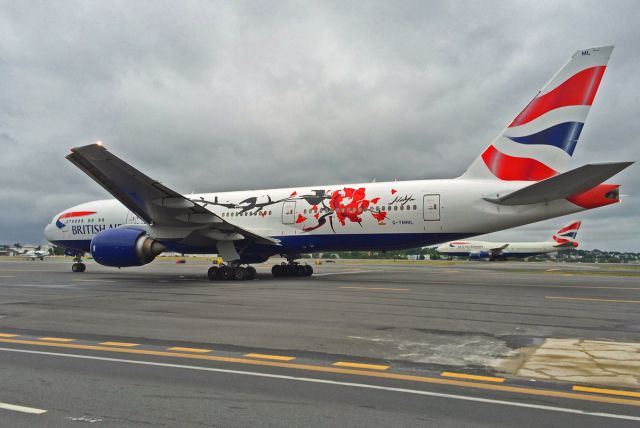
(516, 338, 640, 388)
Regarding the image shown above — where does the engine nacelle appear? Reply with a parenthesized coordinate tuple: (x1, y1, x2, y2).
(469, 250, 490, 260)
(90, 228, 164, 267)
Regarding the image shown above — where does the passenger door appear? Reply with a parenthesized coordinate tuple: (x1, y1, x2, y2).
(282, 201, 296, 224)
(423, 194, 440, 221)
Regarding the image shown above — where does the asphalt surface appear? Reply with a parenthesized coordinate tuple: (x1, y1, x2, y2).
(0, 258, 639, 426)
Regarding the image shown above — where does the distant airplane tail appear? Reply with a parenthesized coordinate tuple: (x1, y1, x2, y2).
(552, 220, 582, 247)
(461, 46, 613, 180)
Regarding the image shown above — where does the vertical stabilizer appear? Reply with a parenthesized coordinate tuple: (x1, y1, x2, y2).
(552, 220, 582, 247)
(461, 46, 613, 180)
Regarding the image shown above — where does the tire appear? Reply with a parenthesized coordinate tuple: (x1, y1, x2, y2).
(304, 265, 313, 276)
(247, 266, 257, 280)
(233, 267, 247, 280)
(272, 265, 282, 277)
(71, 263, 79, 273)
(207, 266, 219, 281)
(294, 265, 306, 277)
(79, 263, 86, 272)
(219, 266, 232, 280)
(281, 265, 292, 277)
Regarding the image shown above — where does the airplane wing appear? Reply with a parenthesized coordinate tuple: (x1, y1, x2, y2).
(483, 162, 633, 206)
(489, 244, 509, 255)
(66, 144, 280, 246)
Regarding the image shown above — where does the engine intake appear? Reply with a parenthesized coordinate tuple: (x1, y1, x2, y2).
(90, 228, 164, 267)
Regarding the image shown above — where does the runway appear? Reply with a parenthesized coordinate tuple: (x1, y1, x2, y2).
(0, 258, 639, 426)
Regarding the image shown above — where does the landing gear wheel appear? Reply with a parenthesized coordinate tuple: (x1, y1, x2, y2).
(207, 266, 219, 281)
(272, 265, 282, 277)
(218, 266, 233, 280)
(233, 267, 248, 281)
(304, 265, 313, 276)
(294, 265, 306, 277)
(272, 262, 313, 278)
(247, 266, 257, 280)
(72, 262, 86, 273)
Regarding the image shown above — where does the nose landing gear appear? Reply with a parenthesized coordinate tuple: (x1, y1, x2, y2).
(208, 264, 257, 281)
(71, 253, 86, 273)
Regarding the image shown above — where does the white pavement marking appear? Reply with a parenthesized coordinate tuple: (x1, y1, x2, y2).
(0, 402, 47, 414)
(0, 284, 77, 289)
(313, 270, 378, 277)
(0, 347, 639, 422)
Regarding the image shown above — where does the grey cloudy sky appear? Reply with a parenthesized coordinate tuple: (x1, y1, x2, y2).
(1, 1, 638, 250)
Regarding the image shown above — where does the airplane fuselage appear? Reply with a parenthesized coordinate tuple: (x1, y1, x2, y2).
(45, 178, 594, 262)
(436, 240, 564, 258)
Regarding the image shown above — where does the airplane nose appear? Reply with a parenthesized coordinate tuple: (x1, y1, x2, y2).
(44, 223, 55, 242)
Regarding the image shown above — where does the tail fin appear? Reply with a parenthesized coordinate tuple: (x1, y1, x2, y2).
(462, 46, 614, 180)
(552, 220, 582, 247)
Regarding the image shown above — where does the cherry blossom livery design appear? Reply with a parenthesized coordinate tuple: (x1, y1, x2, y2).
(436, 220, 582, 260)
(44, 46, 633, 280)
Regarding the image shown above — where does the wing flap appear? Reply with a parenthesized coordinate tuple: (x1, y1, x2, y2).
(484, 162, 633, 206)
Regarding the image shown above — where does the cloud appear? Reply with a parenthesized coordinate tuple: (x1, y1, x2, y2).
(1, 1, 638, 250)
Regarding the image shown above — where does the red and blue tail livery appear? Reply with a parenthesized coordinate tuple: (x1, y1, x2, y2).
(464, 46, 613, 181)
(552, 220, 582, 247)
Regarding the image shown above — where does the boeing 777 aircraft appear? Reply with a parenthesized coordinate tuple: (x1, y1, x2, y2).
(44, 46, 632, 280)
(436, 220, 582, 260)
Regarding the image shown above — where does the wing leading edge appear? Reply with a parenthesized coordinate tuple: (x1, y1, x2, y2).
(66, 144, 280, 246)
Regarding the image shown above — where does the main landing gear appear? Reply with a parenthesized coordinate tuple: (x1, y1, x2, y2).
(71, 253, 86, 273)
(271, 262, 313, 277)
(208, 265, 257, 281)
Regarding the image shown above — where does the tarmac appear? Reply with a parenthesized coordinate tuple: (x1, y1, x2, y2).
(0, 257, 639, 426)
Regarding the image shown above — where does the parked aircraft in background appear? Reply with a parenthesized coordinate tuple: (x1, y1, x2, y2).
(21, 248, 49, 260)
(43, 46, 632, 280)
(436, 220, 582, 260)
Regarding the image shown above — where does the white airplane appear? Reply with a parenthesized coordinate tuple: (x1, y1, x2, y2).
(44, 46, 632, 279)
(436, 220, 582, 260)
(21, 248, 49, 260)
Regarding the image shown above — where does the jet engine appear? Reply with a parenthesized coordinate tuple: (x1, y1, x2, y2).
(468, 250, 490, 260)
(90, 228, 164, 267)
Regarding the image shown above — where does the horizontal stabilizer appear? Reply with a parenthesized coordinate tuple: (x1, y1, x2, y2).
(484, 161, 633, 205)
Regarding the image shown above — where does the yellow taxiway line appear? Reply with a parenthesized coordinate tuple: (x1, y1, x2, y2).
(168, 347, 212, 353)
(1, 337, 640, 407)
(333, 362, 390, 370)
(441, 372, 505, 383)
(573, 385, 640, 398)
(99, 341, 140, 347)
(245, 353, 296, 361)
(38, 337, 75, 342)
